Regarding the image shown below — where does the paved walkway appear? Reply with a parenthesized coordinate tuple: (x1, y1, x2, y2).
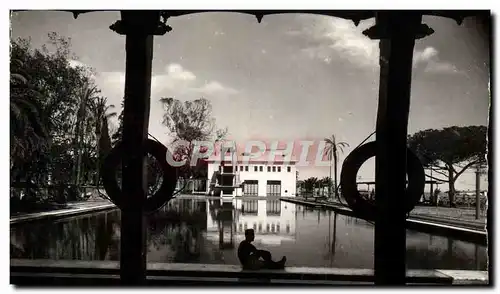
(10, 199, 115, 224)
(294, 197, 487, 231)
(411, 206, 486, 222)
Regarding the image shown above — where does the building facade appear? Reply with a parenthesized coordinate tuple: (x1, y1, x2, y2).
(206, 142, 298, 198)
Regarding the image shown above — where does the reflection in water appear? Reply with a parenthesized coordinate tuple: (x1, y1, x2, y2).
(10, 197, 487, 270)
(11, 210, 120, 260)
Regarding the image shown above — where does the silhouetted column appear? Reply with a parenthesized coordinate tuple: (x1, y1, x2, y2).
(112, 11, 160, 285)
(368, 12, 426, 285)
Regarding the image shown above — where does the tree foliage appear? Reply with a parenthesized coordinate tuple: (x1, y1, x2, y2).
(407, 125, 487, 206)
(160, 97, 227, 179)
(111, 99, 124, 146)
(10, 57, 50, 164)
(323, 134, 349, 198)
(319, 177, 333, 188)
(10, 33, 116, 208)
(303, 177, 319, 193)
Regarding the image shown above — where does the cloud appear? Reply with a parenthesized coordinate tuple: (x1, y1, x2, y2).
(285, 29, 303, 36)
(291, 15, 461, 74)
(95, 64, 239, 144)
(293, 16, 378, 67)
(150, 63, 198, 92)
(424, 61, 461, 74)
(97, 63, 238, 104)
(164, 63, 196, 81)
(152, 64, 239, 96)
(413, 47, 438, 64)
(195, 81, 239, 95)
(413, 47, 463, 74)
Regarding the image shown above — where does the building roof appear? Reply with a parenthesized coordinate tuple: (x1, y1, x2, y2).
(203, 139, 328, 165)
(205, 149, 299, 164)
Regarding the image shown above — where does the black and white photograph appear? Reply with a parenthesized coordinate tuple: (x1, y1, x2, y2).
(6, 2, 493, 288)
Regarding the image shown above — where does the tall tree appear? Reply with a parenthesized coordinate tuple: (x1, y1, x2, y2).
(72, 82, 100, 187)
(160, 97, 227, 179)
(407, 125, 487, 207)
(10, 33, 107, 204)
(92, 97, 116, 186)
(323, 135, 349, 199)
(10, 57, 50, 168)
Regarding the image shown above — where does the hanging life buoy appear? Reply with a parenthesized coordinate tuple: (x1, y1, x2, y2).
(100, 139, 178, 213)
(340, 141, 425, 221)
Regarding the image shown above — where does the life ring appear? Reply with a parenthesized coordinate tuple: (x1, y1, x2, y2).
(101, 139, 178, 213)
(340, 141, 425, 221)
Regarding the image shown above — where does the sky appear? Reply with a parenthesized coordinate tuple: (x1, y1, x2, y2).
(10, 11, 490, 190)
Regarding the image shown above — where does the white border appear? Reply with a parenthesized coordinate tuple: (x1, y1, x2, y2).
(3, 1, 498, 294)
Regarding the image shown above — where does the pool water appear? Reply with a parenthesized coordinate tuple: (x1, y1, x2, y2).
(10, 197, 488, 270)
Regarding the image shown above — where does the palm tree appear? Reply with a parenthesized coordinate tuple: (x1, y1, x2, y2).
(303, 177, 319, 198)
(92, 97, 116, 188)
(72, 83, 100, 187)
(10, 58, 49, 169)
(10, 57, 52, 203)
(323, 135, 349, 200)
(320, 177, 333, 197)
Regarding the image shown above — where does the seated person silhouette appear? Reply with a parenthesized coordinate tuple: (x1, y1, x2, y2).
(238, 229, 286, 270)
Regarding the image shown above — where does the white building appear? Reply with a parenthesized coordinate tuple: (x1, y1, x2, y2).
(205, 142, 298, 198)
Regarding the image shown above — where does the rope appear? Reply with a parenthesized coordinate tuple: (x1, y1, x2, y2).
(355, 130, 376, 150)
(328, 131, 377, 224)
(333, 130, 376, 193)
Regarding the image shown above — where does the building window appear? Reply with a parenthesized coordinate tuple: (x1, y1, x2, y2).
(242, 200, 258, 214)
(254, 166, 258, 172)
(258, 223, 262, 232)
(245, 166, 249, 172)
(267, 166, 271, 172)
(267, 199, 281, 215)
(287, 166, 291, 172)
(259, 166, 263, 172)
(239, 223, 243, 232)
(243, 180, 258, 195)
(266, 180, 281, 197)
(277, 223, 280, 233)
(240, 166, 244, 171)
(266, 223, 270, 232)
(253, 223, 257, 231)
(271, 223, 275, 233)
(277, 166, 281, 172)
(272, 166, 276, 172)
